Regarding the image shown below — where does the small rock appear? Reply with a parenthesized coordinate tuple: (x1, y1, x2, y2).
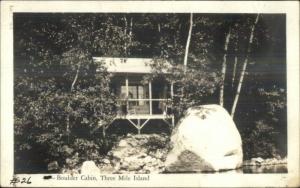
(102, 159, 110, 164)
(144, 156, 153, 163)
(138, 153, 148, 158)
(81, 161, 100, 174)
(281, 157, 287, 164)
(252, 157, 264, 164)
(48, 161, 59, 171)
(128, 165, 142, 171)
(143, 166, 154, 172)
(61, 168, 79, 174)
(120, 161, 129, 169)
(99, 164, 114, 173)
(113, 162, 121, 171)
(125, 156, 139, 163)
(118, 140, 128, 147)
(154, 149, 165, 159)
(112, 150, 124, 160)
(66, 158, 72, 166)
(107, 151, 113, 156)
(274, 154, 281, 160)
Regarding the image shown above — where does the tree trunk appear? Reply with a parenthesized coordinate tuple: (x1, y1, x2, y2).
(129, 17, 133, 47)
(219, 27, 232, 107)
(66, 63, 81, 141)
(231, 14, 260, 118)
(232, 38, 238, 88)
(157, 22, 163, 56)
(183, 13, 193, 74)
(123, 16, 128, 55)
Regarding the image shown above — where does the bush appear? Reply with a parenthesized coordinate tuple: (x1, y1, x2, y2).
(14, 50, 117, 173)
(238, 86, 286, 159)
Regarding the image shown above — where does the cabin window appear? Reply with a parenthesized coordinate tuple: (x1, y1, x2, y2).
(120, 85, 149, 100)
(111, 75, 172, 115)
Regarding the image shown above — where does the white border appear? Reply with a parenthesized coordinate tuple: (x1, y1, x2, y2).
(1, 1, 299, 187)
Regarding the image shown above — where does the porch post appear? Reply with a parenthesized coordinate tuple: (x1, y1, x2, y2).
(125, 76, 129, 97)
(172, 116, 175, 127)
(126, 76, 129, 113)
(137, 119, 141, 134)
(149, 81, 152, 115)
(171, 81, 174, 99)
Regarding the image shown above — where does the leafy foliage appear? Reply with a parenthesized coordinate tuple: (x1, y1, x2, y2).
(240, 86, 286, 159)
(142, 62, 219, 119)
(14, 14, 119, 173)
(14, 13, 286, 173)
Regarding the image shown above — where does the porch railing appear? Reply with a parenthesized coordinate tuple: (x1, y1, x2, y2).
(116, 98, 172, 116)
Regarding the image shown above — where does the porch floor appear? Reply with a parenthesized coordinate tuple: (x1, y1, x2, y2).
(115, 114, 174, 119)
(111, 114, 175, 134)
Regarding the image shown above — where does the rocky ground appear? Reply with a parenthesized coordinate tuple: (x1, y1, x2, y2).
(60, 133, 287, 174)
(97, 133, 171, 174)
(242, 157, 287, 173)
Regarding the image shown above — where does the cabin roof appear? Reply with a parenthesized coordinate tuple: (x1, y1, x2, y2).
(93, 57, 171, 74)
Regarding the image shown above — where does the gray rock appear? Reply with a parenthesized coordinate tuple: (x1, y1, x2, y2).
(48, 161, 59, 171)
(138, 153, 148, 158)
(99, 164, 114, 173)
(80, 161, 100, 174)
(61, 168, 79, 174)
(144, 156, 153, 163)
(118, 140, 128, 147)
(102, 158, 111, 164)
(112, 150, 124, 160)
(66, 158, 72, 165)
(251, 157, 264, 164)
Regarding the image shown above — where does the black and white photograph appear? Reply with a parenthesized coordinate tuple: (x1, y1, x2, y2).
(1, 1, 299, 187)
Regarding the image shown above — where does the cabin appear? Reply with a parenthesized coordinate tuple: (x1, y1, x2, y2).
(93, 57, 175, 134)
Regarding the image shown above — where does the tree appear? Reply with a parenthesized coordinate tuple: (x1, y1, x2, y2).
(231, 14, 260, 118)
(183, 13, 193, 73)
(144, 14, 220, 118)
(219, 27, 232, 106)
(231, 36, 239, 88)
(14, 14, 127, 172)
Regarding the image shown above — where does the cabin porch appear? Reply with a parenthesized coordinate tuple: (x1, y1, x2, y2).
(109, 75, 175, 134)
(93, 57, 175, 134)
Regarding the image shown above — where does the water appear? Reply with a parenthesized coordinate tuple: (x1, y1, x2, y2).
(242, 164, 287, 173)
(164, 164, 288, 174)
(204, 164, 288, 174)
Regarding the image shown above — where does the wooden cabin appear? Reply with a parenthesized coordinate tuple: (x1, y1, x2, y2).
(93, 57, 175, 134)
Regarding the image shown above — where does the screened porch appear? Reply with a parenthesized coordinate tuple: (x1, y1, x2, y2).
(110, 75, 174, 117)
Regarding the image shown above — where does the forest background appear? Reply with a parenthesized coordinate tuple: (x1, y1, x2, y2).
(13, 13, 286, 173)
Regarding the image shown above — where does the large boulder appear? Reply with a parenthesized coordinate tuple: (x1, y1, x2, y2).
(165, 104, 243, 172)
